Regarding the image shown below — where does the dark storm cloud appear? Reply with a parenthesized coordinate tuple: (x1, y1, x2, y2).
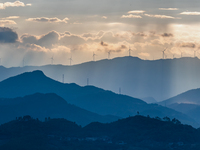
(121, 44, 127, 49)
(132, 32, 148, 37)
(161, 33, 173, 37)
(0, 27, 18, 43)
(177, 42, 196, 48)
(100, 41, 108, 46)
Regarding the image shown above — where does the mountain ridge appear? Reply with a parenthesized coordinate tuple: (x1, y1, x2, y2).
(0, 70, 198, 127)
(0, 92, 119, 126)
(1, 56, 200, 101)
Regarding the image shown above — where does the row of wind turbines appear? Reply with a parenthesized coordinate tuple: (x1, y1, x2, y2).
(41, 47, 200, 66)
(162, 47, 199, 59)
(0, 47, 199, 67)
(92, 46, 133, 62)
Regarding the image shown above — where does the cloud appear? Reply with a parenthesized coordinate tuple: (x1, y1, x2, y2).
(21, 31, 60, 49)
(180, 12, 200, 15)
(114, 32, 132, 40)
(98, 41, 128, 53)
(51, 45, 71, 53)
(21, 30, 88, 49)
(73, 22, 82, 24)
(2, 16, 20, 19)
(144, 14, 176, 19)
(81, 31, 105, 40)
(176, 42, 196, 48)
(82, 33, 94, 38)
(159, 8, 179, 10)
(0, 20, 16, 26)
(132, 32, 148, 37)
(20, 43, 48, 52)
(21, 34, 37, 44)
(161, 33, 173, 37)
(102, 16, 107, 19)
(26, 17, 69, 23)
(38, 31, 60, 48)
(100, 41, 108, 46)
(60, 35, 86, 46)
(121, 44, 127, 49)
(0, 1, 30, 9)
(26, 3, 32, 6)
(128, 10, 145, 14)
(121, 14, 142, 18)
(0, 27, 18, 43)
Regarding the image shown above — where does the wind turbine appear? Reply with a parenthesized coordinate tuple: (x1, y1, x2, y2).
(23, 58, 25, 67)
(93, 52, 97, 61)
(62, 74, 64, 83)
(173, 54, 175, 59)
(50, 56, 54, 65)
(69, 56, 73, 66)
(119, 87, 121, 94)
(128, 46, 133, 57)
(0, 58, 1, 65)
(162, 48, 167, 59)
(108, 51, 111, 59)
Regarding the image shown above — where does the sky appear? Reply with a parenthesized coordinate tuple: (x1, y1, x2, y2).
(0, 0, 200, 67)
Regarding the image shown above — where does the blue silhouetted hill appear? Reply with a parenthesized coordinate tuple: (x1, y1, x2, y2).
(0, 70, 198, 127)
(0, 93, 119, 126)
(167, 103, 200, 124)
(159, 88, 200, 125)
(159, 88, 200, 106)
(0, 70, 104, 100)
(1, 57, 200, 101)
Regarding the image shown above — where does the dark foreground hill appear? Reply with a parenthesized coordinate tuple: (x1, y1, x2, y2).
(0, 70, 198, 127)
(1, 57, 200, 101)
(0, 115, 200, 150)
(0, 93, 119, 126)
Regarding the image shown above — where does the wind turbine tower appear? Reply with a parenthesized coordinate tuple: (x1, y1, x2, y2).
(62, 74, 64, 83)
(108, 51, 111, 59)
(93, 52, 96, 61)
(50, 56, 54, 65)
(23, 58, 25, 67)
(119, 87, 121, 94)
(69, 56, 73, 66)
(162, 48, 167, 59)
(128, 46, 132, 56)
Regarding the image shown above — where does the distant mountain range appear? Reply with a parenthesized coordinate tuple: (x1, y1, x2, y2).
(0, 93, 119, 126)
(1, 56, 200, 101)
(159, 88, 200, 106)
(158, 88, 200, 124)
(0, 70, 198, 127)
